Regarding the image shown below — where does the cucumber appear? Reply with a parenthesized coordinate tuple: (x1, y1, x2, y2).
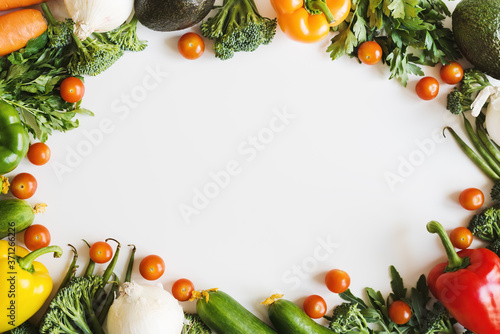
(196, 290, 277, 334)
(268, 298, 332, 334)
(0, 199, 34, 239)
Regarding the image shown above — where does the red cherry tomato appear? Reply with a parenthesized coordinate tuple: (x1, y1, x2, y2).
(23, 224, 51, 251)
(440, 61, 464, 85)
(325, 269, 351, 293)
(89, 241, 113, 264)
(357, 41, 383, 65)
(10, 173, 37, 199)
(172, 278, 195, 301)
(450, 226, 473, 249)
(459, 188, 484, 211)
(178, 32, 205, 60)
(139, 254, 165, 280)
(303, 295, 327, 319)
(388, 300, 412, 325)
(415, 76, 439, 100)
(60, 76, 85, 103)
(27, 142, 51, 166)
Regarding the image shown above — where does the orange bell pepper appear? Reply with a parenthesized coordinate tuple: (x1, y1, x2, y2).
(271, 0, 351, 43)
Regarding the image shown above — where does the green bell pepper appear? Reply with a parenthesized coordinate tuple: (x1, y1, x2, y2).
(0, 101, 29, 175)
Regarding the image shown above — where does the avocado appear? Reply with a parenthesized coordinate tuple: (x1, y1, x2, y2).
(135, 0, 215, 32)
(452, 0, 500, 79)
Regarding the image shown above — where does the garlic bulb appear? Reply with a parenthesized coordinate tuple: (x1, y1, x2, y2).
(64, 0, 134, 40)
(106, 282, 185, 334)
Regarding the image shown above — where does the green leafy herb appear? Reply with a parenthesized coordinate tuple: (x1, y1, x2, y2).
(182, 313, 211, 334)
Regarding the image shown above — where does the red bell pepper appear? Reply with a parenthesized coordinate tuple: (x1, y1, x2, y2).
(427, 221, 500, 334)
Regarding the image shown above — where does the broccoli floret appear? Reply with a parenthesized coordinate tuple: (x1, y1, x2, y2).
(200, 0, 277, 60)
(68, 34, 124, 76)
(328, 302, 371, 334)
(491, 180, 500, 202)
(39, 275, 105, 334)
(40, 2, 73, 49)
(423, 302, 455, 334)
(468, 206, 500, 242)
(486, 238, 500, 257)
(446, 89, 468, 115)
(446, 68, 491, 115)
(105, 16, 147, 52)
(8, 321, 38, 334)
(183, 313, 211, 334)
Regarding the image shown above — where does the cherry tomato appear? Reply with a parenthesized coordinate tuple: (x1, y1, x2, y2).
(60, 76, 85, 103)
(23, 224, 51, 251)
(388, 300, 412, 325)
(89, 241, 113, 264)
(172, 278, 195, 301)
(459, 188, 484, 211)
(325, 269, 350, 293)
(450, 226, 473, 249)
(415, 76, 439, 100)
(139, 254, 165, 280)
(27, 142, 51, 166)
(440, 61, 464, 85)
(10, 173, 37, 199)
(303, 295, 327, 319)
(357, 41, 382, 65)
(178, 32, 205, 60)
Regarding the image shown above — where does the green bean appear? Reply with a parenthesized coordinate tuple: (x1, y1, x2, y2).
(476, 118, 500, 165)
(82, 239, 95, 277)
(97, 273, 119, 325)
(125, 244, 136, 283)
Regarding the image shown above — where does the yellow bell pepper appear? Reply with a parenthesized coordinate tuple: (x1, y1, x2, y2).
(0, 239, 62, 332)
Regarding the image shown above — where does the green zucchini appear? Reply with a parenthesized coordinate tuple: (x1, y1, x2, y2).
(195, 289, 277, 334)
(267, 298, 332, 334)
(0, 199, 34, 239)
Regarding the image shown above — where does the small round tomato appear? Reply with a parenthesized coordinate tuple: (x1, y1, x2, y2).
(89, 241, 113, 264)
(10, 173, 37, 199)
(24, 224, 51, 251)
(357, 41, 382, 65)
(450, 226, 473, 249)
(388, 300, 412, 325)
(459, 188, 484, 211)
(440, 61, 464, 85)
(27, 142, 51, 166)
(178, 32, 205, 60)
(172, 278, 195, 301)
(139, 254, 165, 280)
(415, 76, 439, 100)
(325, 269, 350, 293)
(60, 76, 85, 103)
(303, 295, 327, 319)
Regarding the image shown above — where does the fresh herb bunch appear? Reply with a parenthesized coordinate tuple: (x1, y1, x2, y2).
(326, 266, 457, 334)
(183, 313, 211, 334)
(327, 0, 461, 86)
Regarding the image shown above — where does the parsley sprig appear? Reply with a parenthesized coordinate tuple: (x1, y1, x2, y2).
(327, 0, 461, 86)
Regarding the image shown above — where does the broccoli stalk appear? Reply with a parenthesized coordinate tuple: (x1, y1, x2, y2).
(201, 0, 277, 60)
(105, 16, 147, 52)
(326, 302, 371, 334)
(468, 206, 500, 242)
(447, 69, 492, 115)
(40, 2, 73, 49)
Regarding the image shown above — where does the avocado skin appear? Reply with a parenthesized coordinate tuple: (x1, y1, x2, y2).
(452, 0, 500, 79)
(135, 0, 215, 32)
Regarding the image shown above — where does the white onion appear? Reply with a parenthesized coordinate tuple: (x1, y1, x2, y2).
(64, 0, 134, 40)
(471, 86, 500, 145)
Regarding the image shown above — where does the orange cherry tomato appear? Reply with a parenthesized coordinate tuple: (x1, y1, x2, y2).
(450, 226, 473, 249)
(178, 32, 205, 60)
(325, 269, 350, 293)
(440, 61, 464, 85)
(388, 300, 412, 325)
(139, 254, 165, 280)
(27, 142, 51, 166)
(24, 224, 51, 251)
(459, 188, 484, 211)
(60, 76, 85, 103)
(358, 41, 382, 65)
(10, 173, 37, 199)
(172, 278, 195, 301)
(89, 241, 113, 264)
(415, 76, 439, 100)
(303, 295, 327, 319)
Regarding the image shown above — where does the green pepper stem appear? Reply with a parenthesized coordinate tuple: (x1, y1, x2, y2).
(308, 0, 335, 24)
(427, 221, 466, 270)
(17, 245, 63, 272)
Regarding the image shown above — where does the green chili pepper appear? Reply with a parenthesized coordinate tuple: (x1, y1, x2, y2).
(0, 101, 29, 175)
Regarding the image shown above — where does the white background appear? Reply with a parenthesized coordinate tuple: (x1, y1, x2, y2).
(4, 0, 495, 328)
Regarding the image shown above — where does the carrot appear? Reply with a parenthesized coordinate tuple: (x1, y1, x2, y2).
(0, 0, 44, 11)
(0, 9, 47, 57)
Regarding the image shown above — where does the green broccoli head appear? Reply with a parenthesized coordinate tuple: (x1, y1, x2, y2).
(461, 69, 491, 97)
(40, 2, 74, 49)
(106, 16, 147, 52)
(446, 89, 466, 115)
(423, 302, 455, 334)
(446, 68, 492, 115)
(486, 238, 500, 257)
(8, 321, 39, 334)
(468, 206, 500, 242)
(491, 180, 500, 203)
(68, 35, 124, 76)
(328, 302, 370, 334)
